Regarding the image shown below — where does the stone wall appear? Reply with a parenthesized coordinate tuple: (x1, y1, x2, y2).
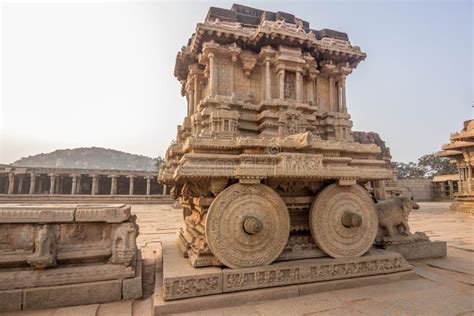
(397, 179, 433, 202)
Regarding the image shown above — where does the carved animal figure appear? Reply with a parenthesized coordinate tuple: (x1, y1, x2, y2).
(375, 197, 420, 241)
(28, 224, 57, 269)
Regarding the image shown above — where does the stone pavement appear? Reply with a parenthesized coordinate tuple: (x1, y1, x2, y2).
(3, 202, 473, 315)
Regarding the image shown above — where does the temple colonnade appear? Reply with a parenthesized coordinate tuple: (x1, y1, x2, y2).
(0, 166, 167, 196)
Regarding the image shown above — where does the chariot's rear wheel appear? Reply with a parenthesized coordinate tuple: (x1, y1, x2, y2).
(205, 183, 290, 268)
(309, 183, 378, 258)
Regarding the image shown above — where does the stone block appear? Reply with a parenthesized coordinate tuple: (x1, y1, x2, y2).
(123, 261, 143, 300)
(162, 236, 223, 300)
(23, 280, 122, 310)
(382, 241, 447, 260)
(0, 263, 134, 291)
(0, 289, 22, 312)
(75, 204, 130, 223)
(0, 205, 75, 223)
(222, 249, 412, 292)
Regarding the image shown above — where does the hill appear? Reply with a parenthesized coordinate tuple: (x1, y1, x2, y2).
(12, 147, 157, 171)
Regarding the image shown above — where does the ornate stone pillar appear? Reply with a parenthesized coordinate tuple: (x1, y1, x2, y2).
(128, 175, 136, 195)
(49, 174, 56, 195)
(71, 175, 78, 195)
(329, 76, 334, 111)
(163, 184, 167, 196)
(29, 173, 36, 194)
(146, 176, 151, 196)
(7, 173, 14, 194)
(296, 71, 303, 102)
(189, 88, 194, 116)
(91, 174, 98, 195)
(448, 180, 454, 199)
(337, 77, 347, 113)
(193, 75, 199, 110)
(265, 59, 271, 101)
(208, 53, 217, 96)
(110, 175, 118, 195)
(279, 69, 285, 100)
(315, 76, 321, 107)
(307, 75, 315, 105)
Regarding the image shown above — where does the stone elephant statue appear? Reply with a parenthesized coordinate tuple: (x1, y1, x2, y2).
(375, 196, 420, 242)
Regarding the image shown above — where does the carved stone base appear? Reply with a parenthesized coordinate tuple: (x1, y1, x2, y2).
(161, 235, 412, 301)
(377, 241, 447, 261)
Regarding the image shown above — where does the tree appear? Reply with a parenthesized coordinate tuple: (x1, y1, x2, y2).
(417, 153, 457, 178)
(391, 161, 426, 179)
(392, 153, 457, 179)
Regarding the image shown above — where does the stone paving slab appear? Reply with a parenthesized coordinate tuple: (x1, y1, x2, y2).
(4, 201, 474, 315)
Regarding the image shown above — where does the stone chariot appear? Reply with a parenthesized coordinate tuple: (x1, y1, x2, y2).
(159, 4, 393, 269)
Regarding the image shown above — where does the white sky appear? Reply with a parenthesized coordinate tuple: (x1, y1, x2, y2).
(1, 0, 473, 164)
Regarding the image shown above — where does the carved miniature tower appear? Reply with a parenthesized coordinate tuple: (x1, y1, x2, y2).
(160, 4, 393, 269)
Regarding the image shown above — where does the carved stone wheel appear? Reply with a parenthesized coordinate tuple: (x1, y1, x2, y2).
(205, 183, 290, 269)
(309, 183, 378, 258)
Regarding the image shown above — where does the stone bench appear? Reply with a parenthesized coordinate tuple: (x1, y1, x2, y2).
(0, 204, 142, 312)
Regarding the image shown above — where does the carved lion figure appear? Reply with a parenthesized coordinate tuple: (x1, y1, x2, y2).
(375, 197, 420, 242)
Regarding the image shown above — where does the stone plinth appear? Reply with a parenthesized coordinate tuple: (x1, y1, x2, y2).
(161, 235, 413, 301)
(0, 204, 142, 312)
(380, 241, 447, 261)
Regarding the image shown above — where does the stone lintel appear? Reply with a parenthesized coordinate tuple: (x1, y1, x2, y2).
(74, 204, 131, 223)
(0, 205, 75, 223)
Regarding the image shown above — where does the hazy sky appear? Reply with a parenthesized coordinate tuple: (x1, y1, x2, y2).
(1, 0, 472, 164)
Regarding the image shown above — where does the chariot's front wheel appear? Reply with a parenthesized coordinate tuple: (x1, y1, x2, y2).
(309, 183, 378, 258)
(205, 183, 290, 269)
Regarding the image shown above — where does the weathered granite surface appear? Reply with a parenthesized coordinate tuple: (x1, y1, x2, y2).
(161, 235, 412, 301)
(159, 4, 394, 269)
(0, 204, 142, 312)
(374, 197, 447, 260)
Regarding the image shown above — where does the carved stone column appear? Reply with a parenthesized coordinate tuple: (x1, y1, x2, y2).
(265, 59, 271, 101)
(110, 175, 118, 195)
(193, 75, 199, 110)
(448, 180, 454, 199)
(189, 89, 194, 116)
(279, 69, 285, 100)
(307, 75, 315, 105)
(128, 175, 136, 195)
(208, 53, 217, 96)
(29, 173, 36, 194)
(337, 77, 347, 113)
(7, 173, 14, 194)
(91, 174, 98, 195)
(146, 176, 151, 196)
(163, 184, 167, 196)
(296, 71, 303, 102)
(329, 76, 335, 111)
(18, 175, 25, 194)
(71, 175, 78, 195)
(49, 174, 56, 195)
